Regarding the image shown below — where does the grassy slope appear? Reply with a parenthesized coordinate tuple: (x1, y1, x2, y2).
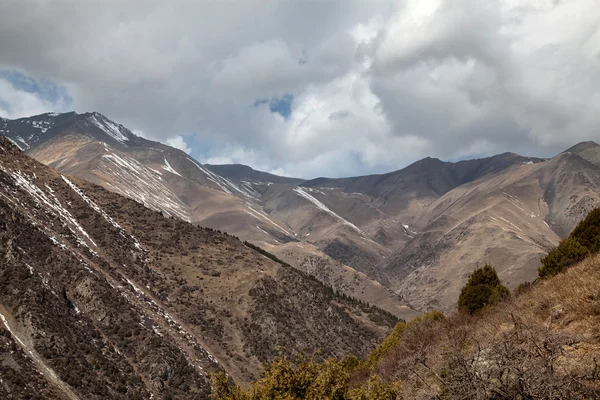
(215, 254, 600, 399)
(363, 253, 600, 398)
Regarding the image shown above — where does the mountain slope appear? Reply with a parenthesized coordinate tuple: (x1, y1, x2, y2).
(0, 137, 399, 398)
(204, 163, 303, 185)
(4, 111, 600, 315)
(383, 151, 600, 311)
(0, 111, 417, 318)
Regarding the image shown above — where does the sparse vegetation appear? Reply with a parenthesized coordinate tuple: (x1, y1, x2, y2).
(243, 241, 401, 324)
(214, 254, 600, 399)
(0, 140, 398, 399)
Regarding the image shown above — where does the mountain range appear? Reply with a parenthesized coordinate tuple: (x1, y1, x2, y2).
(0, 136, 399, 399)
(3, 112, 600, 314)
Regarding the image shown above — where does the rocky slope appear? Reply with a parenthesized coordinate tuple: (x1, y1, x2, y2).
(0, 137, 399, 399)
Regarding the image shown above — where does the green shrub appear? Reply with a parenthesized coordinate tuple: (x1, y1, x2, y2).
(366, 310, 444, 368)
(538, 208, 600, 279)
(539, 237, 588, 278)
(365, 322, 406, 368)
(458, 264, 509, 314)
(211, 354, 368, 400)
(569, 208, 600, 250)
(211, 352, 402, 400)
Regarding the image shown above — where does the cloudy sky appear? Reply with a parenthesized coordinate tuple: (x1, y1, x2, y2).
(0, 0, 599, 178)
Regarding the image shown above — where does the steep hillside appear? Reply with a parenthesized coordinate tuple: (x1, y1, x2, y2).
(1, 112, 416, 318)
(0, 137, 399, 399)
(215, 253, 600, 399)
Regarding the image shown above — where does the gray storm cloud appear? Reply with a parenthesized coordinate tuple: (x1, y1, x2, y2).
(0, 0, 599, 178)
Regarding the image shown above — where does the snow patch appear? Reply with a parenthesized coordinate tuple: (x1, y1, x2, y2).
(88, 113, 129, 143)
(62, 176, 142, 250)
(293, 187, 367, 236)
(162, 158, 182, 177)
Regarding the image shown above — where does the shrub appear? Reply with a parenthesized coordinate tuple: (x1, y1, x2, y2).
(538, 207, 600, 279)
(457, 264, 509, 314)
(211, 352, 403, 400)
(211, 354, 357, 400)
(539, 237, 588, 278)
(366, 310, 444, 368)
(570, 208, 600, 250)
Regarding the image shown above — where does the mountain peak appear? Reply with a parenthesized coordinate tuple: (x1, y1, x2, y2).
(565, 140, 600, 153)
(81, 112, 134, 143)
(204, 163, 302, 184)
(563, 141, 600, 167)
(0, 111, 138, 150)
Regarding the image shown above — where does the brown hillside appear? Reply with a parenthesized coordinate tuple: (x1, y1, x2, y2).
(0, 137, 397, 399)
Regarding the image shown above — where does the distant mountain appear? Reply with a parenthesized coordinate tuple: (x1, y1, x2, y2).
(3, 112, 600, 314)
(205, 163, 303, 185)
(0, 136, 400, 398)
(381, 148, 600, 310)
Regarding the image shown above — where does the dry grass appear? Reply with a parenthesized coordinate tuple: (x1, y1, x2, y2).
(505, 254, 600, 338)
(362, 254, 600, 399)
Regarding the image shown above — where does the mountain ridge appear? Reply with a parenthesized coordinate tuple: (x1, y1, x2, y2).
(3, 111, 600, 314)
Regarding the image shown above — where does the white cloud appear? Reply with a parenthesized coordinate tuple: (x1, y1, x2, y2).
(0, 78, 68, 119)
(166, 135, 191, 154)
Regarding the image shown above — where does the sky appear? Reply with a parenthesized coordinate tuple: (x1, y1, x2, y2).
(0, 0, 599, 179)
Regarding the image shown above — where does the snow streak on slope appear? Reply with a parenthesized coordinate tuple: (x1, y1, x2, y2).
(88, 113, 130, 143)
(61, 176, 142, 250)
(189, 158, 259, 199)
(162, 158, 182, 177)
(118, 274, 219, 372)
(244, 202, 296, 236)
(293, 187, 367, 236)
(0, 312, 80, 400)
(100, 153, 190, 221)
(0, 166, 98, 251)
(3, 136, 24, 150)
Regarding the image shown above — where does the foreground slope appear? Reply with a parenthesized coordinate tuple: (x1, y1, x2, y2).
(216, 253, 600, 399)
(0, 137, 398, 399)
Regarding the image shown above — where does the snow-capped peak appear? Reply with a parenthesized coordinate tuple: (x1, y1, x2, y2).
(87, 112, 131, 143)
